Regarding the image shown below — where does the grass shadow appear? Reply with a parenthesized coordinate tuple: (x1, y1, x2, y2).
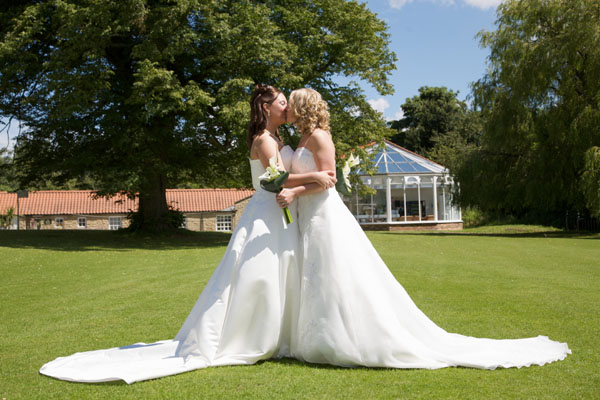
(262, 357, 358, 371)
(378, 230, 600, 240)
(39, 374, 128, 386)
(0, 230, 233, 252)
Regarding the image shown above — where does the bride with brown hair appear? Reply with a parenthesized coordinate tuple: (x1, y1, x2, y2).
(39, 84, 335, 384)
(277, 87, 570, 369)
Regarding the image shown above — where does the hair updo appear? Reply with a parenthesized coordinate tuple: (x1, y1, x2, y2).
(288, 88, 330, 136)
(248, 84, 283, 148)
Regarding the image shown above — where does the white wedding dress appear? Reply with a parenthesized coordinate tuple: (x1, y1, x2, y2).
(40, 146, 300, 384)
(290, 146, 570, 369)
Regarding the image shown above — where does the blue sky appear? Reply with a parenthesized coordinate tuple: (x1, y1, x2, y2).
(359, 0, 501, 120)
(0, 0, 501, 149)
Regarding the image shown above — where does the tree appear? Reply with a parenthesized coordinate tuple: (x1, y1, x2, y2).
(389, 86, 482, 169)
(0, 148, 17, 192)
(0, 206, 15, 230)
(0, 0, 396, 232)
(458, 0, 600, 222)
(581, 146, 600, 218)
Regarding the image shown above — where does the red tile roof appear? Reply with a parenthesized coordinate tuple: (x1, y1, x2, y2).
(166, 189, 254, 213)
(0, 192, 16, 214)
(0, 189, 254, 216)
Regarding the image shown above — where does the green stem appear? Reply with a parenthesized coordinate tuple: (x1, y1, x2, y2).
(283, 207, 293, 224)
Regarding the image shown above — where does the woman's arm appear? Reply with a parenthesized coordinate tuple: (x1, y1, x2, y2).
(253, 134, 334, 188)
(283, 170, 336, 189)
(310, 129, 337, 172)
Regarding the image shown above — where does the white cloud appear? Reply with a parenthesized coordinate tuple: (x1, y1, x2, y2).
(388, 0, 414, 10)
(389, 0, 500, 10)
(394, 108, 405, 120)
(347, 106, 362, 118)
(367, 98, 390, 114)
(462, 0, 502, 10)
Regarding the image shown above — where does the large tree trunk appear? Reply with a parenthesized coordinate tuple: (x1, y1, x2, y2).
(135, 171, 171, 232)
(132, 114, 179, 233)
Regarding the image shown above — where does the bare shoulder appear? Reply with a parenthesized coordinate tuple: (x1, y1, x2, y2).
(253, 132, 274, 145)
(311, 128, 332, 140)
(251, 132, 278, 159)
(254, 132, 278, 150)
(310, 129, 334, 150)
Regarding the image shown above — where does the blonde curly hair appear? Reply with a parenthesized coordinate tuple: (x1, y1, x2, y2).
(289, 88, 330, 136)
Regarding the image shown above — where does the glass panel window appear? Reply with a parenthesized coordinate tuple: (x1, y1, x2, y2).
(216, 215, 232, 232)
(55, 217, 64, 228)
(181, 215, 187, 229)
(373, 188, 387, 221)
(78, 217, 86, 228)
(109, 216, 122, 230)
(355, 193, 374, 223)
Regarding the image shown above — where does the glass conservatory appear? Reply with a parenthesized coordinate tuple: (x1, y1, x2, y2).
(343, 141, 462, 230)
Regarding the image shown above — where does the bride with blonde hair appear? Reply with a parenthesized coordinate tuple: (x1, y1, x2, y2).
(277, 87, 570, 369)
(39, 85, 336, 384)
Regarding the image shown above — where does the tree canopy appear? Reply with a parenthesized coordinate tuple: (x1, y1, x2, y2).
(456, 0, 600, 221)
(0, 0, 396, 231)
(389, 86, 482, 169)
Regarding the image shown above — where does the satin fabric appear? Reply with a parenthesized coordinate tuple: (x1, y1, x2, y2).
(39, 146, 300, 384)
(290, 146, 570, 369)
(39, 145, 570, 384)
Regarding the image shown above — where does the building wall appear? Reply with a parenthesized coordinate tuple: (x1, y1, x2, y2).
(184, 212, 212, 231)
(14, 198, 252, 232)
(362, 222, 463, 231)
(233, 197, 251, 227)
(184, 198, 250, 232)
(184, 212, 219, 231)
(20, 213, 233, 232)
(184, 211, 241, 232)
(23, 215, 130, 230)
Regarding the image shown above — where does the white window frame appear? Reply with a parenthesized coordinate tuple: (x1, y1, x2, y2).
(54, 217, 64, 228)
(109, 216, 122, 230)
(216, 214, 232, 232)
(77, 217, 87, 229)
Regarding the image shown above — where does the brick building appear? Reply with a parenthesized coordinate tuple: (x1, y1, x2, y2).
(0, 189, 254, 232)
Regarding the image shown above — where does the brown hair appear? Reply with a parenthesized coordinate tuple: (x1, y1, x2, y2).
(248, 84, 283, 148)
(289, 88, 330, 136)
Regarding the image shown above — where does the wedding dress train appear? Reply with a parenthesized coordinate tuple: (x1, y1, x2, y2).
(39, 146, 299, 384)
(290, 146, 570, 369)
(39, 145, 570, 384)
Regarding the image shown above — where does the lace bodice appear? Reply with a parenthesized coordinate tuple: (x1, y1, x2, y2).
(290, 147, 318, 174)
(250, 145, 295, 190)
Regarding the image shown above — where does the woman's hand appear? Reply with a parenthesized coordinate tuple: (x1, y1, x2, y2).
(276, 188, 297, 208)
(313, 170, 337, 189)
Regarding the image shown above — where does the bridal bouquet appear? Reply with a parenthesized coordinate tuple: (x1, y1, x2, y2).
(259, 156, 293, 224)
(336, 153, 360, 196)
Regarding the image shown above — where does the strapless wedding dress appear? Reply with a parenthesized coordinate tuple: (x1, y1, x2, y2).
(40, 146, 300, 384)
(290, 146, 570, 369)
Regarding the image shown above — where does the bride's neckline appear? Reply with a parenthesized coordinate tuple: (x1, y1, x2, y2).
(249, 145, 292, 162)
(295, 146, 313, 155)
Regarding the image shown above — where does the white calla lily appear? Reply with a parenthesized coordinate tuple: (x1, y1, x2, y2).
(341, 153, 359, 188)
(258, 156, 293, 224)
(342, 162, 352, 188)
(259, 156, 280, 181)
(348, 153, 360, 167)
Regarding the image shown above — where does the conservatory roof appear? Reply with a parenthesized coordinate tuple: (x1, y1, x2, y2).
(366, 140, 446, 174)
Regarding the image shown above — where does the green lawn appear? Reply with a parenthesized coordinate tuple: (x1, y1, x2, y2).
(1, 227, 598, 399)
